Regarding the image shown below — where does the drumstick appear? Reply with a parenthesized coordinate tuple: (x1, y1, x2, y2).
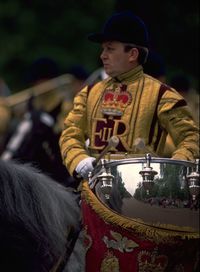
(134, 138, 158, 157)
(92, 136, 119, 167)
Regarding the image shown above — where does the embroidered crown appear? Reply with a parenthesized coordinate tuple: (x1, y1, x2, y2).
(138, 250, 168, 272)
(101, 86, 131, 116)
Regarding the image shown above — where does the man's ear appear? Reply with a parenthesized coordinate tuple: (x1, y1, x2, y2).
(129, 48, 139, 62)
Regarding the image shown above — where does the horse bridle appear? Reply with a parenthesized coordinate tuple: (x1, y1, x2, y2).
(50, 225, 81, 272)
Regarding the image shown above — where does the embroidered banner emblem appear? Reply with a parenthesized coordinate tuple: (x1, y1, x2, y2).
(103, 230, 139, 253)
(100, 251, 120, 272)
(138, 249, 168, 272)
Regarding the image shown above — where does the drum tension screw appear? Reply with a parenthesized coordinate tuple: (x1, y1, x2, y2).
(139, 153, 158, 195)
(97, 160, 114, 199)
(186, 159, 200, 200)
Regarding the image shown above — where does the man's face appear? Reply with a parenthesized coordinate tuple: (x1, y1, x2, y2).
(100, 41, 136, 77)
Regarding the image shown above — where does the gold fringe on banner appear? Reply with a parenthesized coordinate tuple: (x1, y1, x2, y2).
(82, 181, 199, 243)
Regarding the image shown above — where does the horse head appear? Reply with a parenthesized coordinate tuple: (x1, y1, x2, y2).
(0, 159, 81, 272)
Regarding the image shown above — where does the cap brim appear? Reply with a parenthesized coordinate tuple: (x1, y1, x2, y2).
(88, 33, 117, 43)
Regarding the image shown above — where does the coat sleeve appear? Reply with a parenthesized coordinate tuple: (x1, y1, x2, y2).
(59, 86, 90, 175)
(158, 90, 199, 161)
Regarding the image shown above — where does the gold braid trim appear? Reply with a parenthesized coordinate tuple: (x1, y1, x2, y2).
(82, 181, 199, 243)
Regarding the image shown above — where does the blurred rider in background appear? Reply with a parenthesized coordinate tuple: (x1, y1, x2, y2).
(1, 57, 74, 186)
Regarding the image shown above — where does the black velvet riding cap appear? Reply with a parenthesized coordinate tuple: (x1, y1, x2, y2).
(88, 11, 149, 48)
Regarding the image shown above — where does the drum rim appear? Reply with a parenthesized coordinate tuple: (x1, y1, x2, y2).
(91, 157, 196, 184)
(102, 157, 195, 167)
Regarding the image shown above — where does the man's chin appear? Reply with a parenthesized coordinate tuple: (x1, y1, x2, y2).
(104, 69, 114, 77)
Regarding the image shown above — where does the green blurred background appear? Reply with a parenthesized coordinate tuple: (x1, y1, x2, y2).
(0, 0, 199, 92)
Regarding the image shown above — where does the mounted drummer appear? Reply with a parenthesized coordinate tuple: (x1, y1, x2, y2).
(59, 11, 199, 182)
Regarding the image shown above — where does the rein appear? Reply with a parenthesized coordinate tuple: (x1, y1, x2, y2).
(50, 225, 81, 272)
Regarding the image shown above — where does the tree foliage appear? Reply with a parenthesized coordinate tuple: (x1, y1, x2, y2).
(0, 0, 199, 91)
(0, 0, 115, 90)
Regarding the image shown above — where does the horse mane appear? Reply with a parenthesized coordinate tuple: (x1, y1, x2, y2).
(0, 159, 80, 272)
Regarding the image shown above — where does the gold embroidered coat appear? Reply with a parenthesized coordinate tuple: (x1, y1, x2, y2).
(59, 66, 199, 176)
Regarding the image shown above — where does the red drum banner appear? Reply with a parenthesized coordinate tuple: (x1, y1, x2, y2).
(81, 181, 199, 272)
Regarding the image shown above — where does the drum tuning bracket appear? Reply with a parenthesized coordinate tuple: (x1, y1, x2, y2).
(186, 158, 200, 200)
(90, 159, 114, 200)
(98, 160, 114, 200)
(139, 153, 158, 195)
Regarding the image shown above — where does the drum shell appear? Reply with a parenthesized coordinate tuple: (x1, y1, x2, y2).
(82, 156, 200, 272)
(92, 157, 199, 233)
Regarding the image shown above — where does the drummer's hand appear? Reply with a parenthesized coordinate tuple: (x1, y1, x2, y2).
(171, 154, 188, 161)
(75, 157, 96, 180)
